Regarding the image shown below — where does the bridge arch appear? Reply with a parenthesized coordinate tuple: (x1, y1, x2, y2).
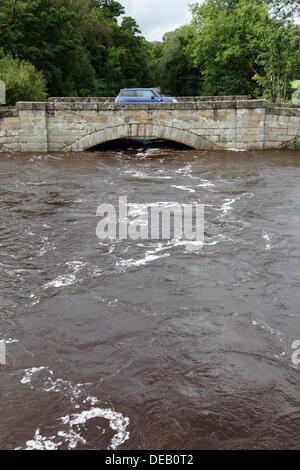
(62, 123, 217, 151)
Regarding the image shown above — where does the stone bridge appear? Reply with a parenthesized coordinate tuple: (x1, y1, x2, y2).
(0, 96, 299, 152)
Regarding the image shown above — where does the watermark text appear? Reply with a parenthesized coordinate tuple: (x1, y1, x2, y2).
(96, 197, 204, 251)
(0, 341, 6, 365)
(0, 80, 6, 105)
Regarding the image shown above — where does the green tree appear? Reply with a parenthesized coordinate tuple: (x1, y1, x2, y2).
(0, 0, 157, 97)
(188, 0, 299, 99)
(158, 27, 200, 95)
(149, 42, 164, 86)
(188, 0, 269, 96)
(97, 0, 125, 21)
(0, 51, 47, 105)
(0, 0, 17, 35)
(117, 17, 154, 88)
(252, 19, 300, 101)
(0, 0, 103, 96)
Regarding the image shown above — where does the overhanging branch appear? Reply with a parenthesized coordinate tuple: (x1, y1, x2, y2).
(0, 0, 17, 35)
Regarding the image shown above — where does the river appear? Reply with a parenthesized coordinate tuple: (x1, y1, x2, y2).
(0, 140, 300, 450)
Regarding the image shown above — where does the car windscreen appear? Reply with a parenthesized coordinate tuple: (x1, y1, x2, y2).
(152, 90, 161, 98)
(119, 90, 137, 97)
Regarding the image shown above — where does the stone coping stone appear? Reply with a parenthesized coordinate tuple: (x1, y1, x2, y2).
(266, 106, 300, 117)
(17, 102, 48, 110)
(176, 95, 248, 101)
(48, 95, 248, 103)
(14, 100, 300, 117)
(17, 100, 265, 110)
(0, 107, 18, 118)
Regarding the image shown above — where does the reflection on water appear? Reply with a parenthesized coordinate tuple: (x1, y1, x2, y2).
(0, 140, 300, 449)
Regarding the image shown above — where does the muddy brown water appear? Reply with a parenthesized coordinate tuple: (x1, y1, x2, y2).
(0, 140, 300, 450)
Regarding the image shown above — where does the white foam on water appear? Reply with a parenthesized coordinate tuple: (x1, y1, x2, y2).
(123, 170, 148, 178)
(198, 179, 215, 188)
(21, 367, 52, 385)
(42, 261, 85, 289)
(169, 238, 205, 252)
(19, 428, 60, 450)
(43, 273, 76, 288)
(29, 154, 62, 162)
(66, 261, 86, 270)
(29, 155, 45, 162)
(25, 182, 49, 186)
(73, 198, 85, 203)
(56, 430, 86, 449)
(116, 233, 225, 265)
(16, 428, 87, 451)
(252, 320, 283, 341)
(181, 241, 204, 251)
(127, 203, 149, 218)
(29, 292, 41, 306)
(151, 170, 172, 180)
(262, 232, 271, 251)
(221, 198, 236, 215)
(3, 338, 18, 344)
(126, 202, 186, 236)
(175, 163, 192, 176)
(170, 232, 231, 251)
(96, 296, 119, 307)
(217, 196, 241, 217)
(127, 201, 183, 218)
(38, 236, 55, 257)
(98, 241, 118, 255)
(18, 367, 130, 450)
(116, 241, 173, 268)
(117, 252, 170, 268)
(136, 148, 162, 158)
(64, 408, 130, 450)
(171, 185, 196, 193)
(21, 367, 87, 407)
(274, 352, 286, 359)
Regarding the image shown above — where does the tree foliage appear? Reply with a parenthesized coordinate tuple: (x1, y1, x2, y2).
(0, 0, 17, 34)
(0, 50, 47, 105)
(0, 0, 154, 100)
(156, 0, 299, 100)
(0, 0, 298, 102)
(158, 27, 200, 95)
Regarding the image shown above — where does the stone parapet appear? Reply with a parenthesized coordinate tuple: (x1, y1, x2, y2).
(48, 95, 248, 103)
(0, 98, 298, 152)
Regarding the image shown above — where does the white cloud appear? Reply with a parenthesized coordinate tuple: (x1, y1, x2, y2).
(119, 1, 300, 42)
(119, 0, 193, 42)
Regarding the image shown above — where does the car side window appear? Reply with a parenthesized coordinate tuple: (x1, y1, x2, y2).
(120, 91, 137, 97)
(136, 91, 153, 99)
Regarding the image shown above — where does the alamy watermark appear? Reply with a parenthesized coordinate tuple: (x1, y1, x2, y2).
(0, 80, 6, 105)
(0, 341, 6, 365)
(96, 197, 204, 251)
(292, 89, 300, 105)
(292, 340, 300, 366)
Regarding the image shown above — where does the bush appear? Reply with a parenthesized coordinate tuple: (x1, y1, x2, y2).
(0, 52, 47, 106)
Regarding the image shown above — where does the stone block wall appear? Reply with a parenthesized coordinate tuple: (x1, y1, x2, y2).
(0, 99, 299, 152)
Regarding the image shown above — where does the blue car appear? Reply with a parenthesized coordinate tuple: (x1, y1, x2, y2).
(115, 88, 178, 103)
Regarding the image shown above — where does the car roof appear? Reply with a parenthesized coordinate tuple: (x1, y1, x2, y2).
(120, 88, 155, 91)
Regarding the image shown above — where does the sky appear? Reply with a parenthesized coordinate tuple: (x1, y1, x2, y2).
(119, 1, 300, 42)
(119, 0, 193, 42)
